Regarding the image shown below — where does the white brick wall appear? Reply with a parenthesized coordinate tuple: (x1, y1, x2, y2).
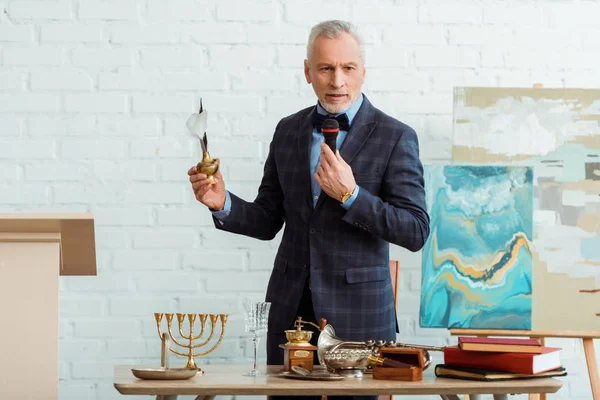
(1, 0, 598, 399)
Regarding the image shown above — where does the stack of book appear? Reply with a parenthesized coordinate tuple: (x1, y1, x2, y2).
(435, 336, 567, 381)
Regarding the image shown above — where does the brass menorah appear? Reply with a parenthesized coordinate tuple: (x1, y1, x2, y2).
(154, 312, 228, 372)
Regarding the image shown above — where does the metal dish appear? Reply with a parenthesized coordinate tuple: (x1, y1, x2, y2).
(276, 371, 345, 381)
(131, 367, 197, 380)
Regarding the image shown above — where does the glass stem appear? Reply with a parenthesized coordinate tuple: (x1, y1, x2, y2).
(253, 333, 259, 371)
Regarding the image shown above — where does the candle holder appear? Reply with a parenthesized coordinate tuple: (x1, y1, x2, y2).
(154, 312, 228, 373)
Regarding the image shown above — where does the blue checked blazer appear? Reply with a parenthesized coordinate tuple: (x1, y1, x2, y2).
(213, 95, 430, 342)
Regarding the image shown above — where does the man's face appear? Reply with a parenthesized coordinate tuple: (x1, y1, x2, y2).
(304, 32, 366, 115)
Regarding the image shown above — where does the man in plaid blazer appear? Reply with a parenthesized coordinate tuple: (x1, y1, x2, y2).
(189, 20, 429, 400)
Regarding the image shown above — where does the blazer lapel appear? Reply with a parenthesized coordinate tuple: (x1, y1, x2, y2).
(297, 109, 316, 211)
(314, 95, 377, 210)
(339, 96, 377, 164)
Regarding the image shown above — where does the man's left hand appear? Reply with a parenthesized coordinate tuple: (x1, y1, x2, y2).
(314, 143, 356, 202)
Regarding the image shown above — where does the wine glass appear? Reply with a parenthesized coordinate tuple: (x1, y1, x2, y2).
(243, 300, 271, 376)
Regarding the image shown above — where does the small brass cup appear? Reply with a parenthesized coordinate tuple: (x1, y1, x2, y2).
(197, 152, 219, 184)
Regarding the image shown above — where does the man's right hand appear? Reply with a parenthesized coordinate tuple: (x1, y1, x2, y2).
(188, 160, 226, 210)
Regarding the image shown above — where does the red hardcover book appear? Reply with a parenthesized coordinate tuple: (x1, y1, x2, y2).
(458, 336, 542, 353)
(444, 345, 561, 375)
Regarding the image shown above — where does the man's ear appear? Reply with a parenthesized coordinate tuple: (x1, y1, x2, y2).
(304, 59, 311, 84)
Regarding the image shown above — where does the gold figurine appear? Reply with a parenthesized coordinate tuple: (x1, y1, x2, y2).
(154, 312, 228, 373)
(186, 99, 219, 184)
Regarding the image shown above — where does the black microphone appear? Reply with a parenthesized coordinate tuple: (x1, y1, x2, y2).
(322, 118, 339, 153)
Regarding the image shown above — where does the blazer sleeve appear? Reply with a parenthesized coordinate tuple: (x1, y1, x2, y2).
(341, 126, 430, 251)
(211, 129, 285, 241)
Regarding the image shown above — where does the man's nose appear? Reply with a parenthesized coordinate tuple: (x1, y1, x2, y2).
(330, 68, 344, 88)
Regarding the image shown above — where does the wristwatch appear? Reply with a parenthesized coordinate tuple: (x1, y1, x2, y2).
(340, 187, 355, 204)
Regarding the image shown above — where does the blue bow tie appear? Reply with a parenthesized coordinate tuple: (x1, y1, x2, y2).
(312, 112, 350, 132)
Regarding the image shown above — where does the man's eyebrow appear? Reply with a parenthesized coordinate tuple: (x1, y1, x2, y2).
(315, 62, 358, 67)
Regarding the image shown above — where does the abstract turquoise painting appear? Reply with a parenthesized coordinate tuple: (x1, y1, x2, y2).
(419, 165, 534, 329)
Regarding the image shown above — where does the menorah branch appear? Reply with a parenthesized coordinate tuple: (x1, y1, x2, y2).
(192, 314, 208, 340)
(155, 313, 188, 348)
(168, 347, 191, 358)
(193, 322, 227, 357)
(177, 313, 193, 340)
(166, 323, 189, 349)
(192, 318, 216, 349)
(178, 324, 189, 340)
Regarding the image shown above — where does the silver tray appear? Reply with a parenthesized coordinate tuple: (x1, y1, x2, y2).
(276, 371, 345, 381)
(131, 367, 197, 380)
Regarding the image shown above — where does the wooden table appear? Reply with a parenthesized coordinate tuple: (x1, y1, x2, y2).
(113, 365, 563, 400)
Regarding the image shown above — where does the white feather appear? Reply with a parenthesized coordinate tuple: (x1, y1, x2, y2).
(186, 108, 208, 139)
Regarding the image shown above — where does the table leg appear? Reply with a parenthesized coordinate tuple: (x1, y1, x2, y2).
(538, 337, 546, 400)
(468, 396, 483, 400)
(439, 396, 460, 400)
(156, 396, 177, 400)
(194, 396, 216, 400)
(584, 338, 600, 400)
(492, 396, 508, 400)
